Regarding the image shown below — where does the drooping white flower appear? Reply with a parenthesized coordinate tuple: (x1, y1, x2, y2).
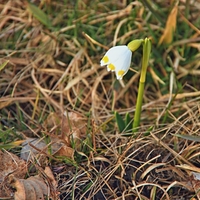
(100, 45, 132, 80)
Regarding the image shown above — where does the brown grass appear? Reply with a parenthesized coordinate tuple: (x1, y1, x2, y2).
(1, 0, 200, 199)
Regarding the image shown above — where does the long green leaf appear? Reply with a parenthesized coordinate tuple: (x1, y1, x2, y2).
(174, 134, 200, 142)
(125, 112, 132, 132)
(115, 111, 125, 133)
(28, 3, 51, 27)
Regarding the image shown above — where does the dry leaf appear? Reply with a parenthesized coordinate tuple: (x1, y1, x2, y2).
(45, 112, 62, 134)
(20, 138, 48, 165)
(53, 145, 75, 159)
(8, 166, 59, 200)
(0, 149, 27, 181)
(44, 166, 57, 189)
(0, 150, 27, 198)
(45, 111, 87, 137)
(9, 174, 49, 200)
(20, 111, 87, 161)
(158, 5, 178, 45)
(45, 111, 87, 150)
(63, 111, 87, 148)
(20, 137, 75, 161)
(191, 172, 200, 200)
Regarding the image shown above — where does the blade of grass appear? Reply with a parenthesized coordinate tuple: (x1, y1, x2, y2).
(28, 3, 51, 27)
(174, 134, 200, 142)
(0, 60, 9, 71)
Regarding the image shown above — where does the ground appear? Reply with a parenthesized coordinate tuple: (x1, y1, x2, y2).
(0, 0, 200, 199)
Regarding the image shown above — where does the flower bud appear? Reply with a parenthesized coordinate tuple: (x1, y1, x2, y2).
(127, 39, 143, 52)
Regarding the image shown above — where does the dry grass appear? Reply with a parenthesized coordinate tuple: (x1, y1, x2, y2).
(1, 0, 200, 199)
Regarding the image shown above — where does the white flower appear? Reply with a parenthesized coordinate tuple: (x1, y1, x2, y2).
(100, 45, 132, 80)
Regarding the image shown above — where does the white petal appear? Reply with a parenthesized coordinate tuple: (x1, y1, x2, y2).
(113, 49, 132, 79)
(100, 45, 128, 66)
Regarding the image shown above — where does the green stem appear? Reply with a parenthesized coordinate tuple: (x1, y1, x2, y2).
(133, 38, 151, 132)
(133, 81, 145, 131)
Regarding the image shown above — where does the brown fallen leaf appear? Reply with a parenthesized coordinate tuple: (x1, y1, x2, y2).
(20, 137, 75, 161)
(158, 5, 178, 45)
(9, 174, 49, 200)
(20, 138, 48, 161)
(190, 172, 200, 200)
(63, 111, 87, 149)
(44, 166, 57, 190)
(20, 111, 87, 162)
(0, 150, 27, 198)
(0, 149, 27, 180)
(45, 111, 87, 138)
(8, 165, 59, 200)
(52, 144, 75, 159)
(45, 111, 87, 150)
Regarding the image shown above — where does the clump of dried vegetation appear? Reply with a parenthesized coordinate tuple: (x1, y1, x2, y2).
(0, 0, 200, 199)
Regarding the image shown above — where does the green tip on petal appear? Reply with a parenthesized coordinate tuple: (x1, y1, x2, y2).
(127, 39, 143, 52)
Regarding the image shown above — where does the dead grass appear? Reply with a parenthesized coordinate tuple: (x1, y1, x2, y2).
(0, 0, 200, 199)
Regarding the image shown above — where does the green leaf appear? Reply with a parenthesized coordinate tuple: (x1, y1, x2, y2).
(0, 60, 9, 71)
(125, 112, 132, 132)
(174, 134, 200, 142)
(0, 140, 25, 150)
(115, 111, 125, 132)
(28, 3, 51, 27)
